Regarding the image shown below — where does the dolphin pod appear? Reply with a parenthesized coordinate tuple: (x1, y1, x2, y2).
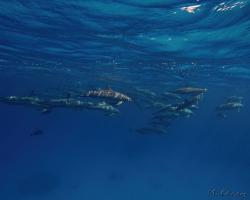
(0, 86, 245, 135)
(0, 87, 134, 115)
(136, 87, 208, 135)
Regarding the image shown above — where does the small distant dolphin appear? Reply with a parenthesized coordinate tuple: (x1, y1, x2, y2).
(30, 129, 43, 136)
(227, 96, 244, 103)
(136, 127, 166, 135)
(171, 87, 207, 96)
(216, 102, 243, 112)
(161, 92, 182, 100)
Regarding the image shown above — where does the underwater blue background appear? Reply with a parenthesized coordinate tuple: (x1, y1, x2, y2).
(0, 0, 250, 199)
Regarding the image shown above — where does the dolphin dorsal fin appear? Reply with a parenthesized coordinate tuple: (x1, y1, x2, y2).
(29, 90, 36, 96)
(106, 84, 112, 91)
(65, 92, 71, 99)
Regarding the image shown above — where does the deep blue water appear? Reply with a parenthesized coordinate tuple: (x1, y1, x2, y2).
(0, 1, 250, 199)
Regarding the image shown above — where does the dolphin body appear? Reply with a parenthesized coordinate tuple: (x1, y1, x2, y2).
(227, 96, 244, 103)
(216, 102, 243, 112)
(171, 87, 207, 96)
(81, 88, 132, 105)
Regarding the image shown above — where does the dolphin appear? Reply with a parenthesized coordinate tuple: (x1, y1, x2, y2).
(227, 96, 244, 103)
(171, 87, 207, 96)
(81, 88, 132, 105)
(136, 127, 166, 135)
(216, 102, 243, 112)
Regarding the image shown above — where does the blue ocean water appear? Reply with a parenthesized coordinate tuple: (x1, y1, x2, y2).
(0, 0, 250, 199)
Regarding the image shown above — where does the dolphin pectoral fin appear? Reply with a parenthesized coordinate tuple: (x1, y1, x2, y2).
(104, 111, 116, 117)
(115, 101, 123, 106)
(217, 112, 227, 118)
(41, 107, 52, 114)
